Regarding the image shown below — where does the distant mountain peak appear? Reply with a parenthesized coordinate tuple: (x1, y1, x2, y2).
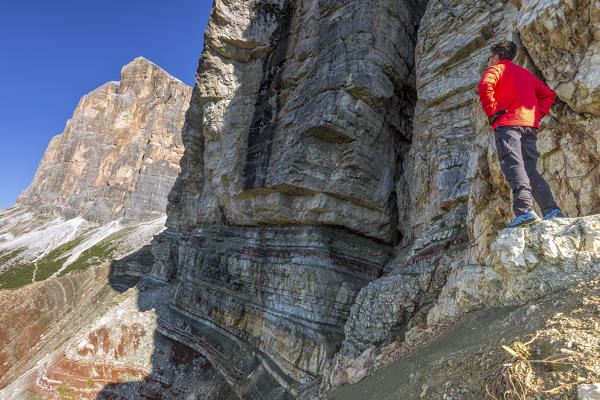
(120, 57, 184, 85)
(17, 59, 192, 223)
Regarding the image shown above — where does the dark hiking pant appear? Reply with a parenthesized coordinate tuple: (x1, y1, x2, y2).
(494, 126, 558, 217)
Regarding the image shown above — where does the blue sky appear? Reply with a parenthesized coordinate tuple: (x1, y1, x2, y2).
(0, 1, 213, 210)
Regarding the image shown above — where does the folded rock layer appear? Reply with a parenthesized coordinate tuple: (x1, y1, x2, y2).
(152, 0, 427, 395)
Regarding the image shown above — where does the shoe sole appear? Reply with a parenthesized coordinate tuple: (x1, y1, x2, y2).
(509, 218, 542, 228)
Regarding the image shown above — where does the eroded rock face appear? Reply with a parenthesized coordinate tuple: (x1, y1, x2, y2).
(398, 0, 516, 242)
(155, 224, 393, 388)
(17, 58, 192, 223)
(341, 205, 469, 359)
(153, 0, 427, 394)
(166, 0, 426, 243)
(331, 0, 518, 367)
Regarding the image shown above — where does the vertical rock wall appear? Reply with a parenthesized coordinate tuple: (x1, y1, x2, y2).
(154, 0, 427, 394)
(335, 0, 518, 363)
(165, 0, 426, 242)
(400, 0, 518, 242)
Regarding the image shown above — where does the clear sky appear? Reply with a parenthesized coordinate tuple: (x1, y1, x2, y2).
(0, 1, 213, 210)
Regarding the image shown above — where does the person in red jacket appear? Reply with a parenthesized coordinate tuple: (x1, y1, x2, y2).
(478, 40, 564, 227)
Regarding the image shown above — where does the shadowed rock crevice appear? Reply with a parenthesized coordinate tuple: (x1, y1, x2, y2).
(244, 1, 295, 190)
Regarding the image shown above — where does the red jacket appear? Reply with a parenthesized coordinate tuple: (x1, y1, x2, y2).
(478, 59, 556, 130)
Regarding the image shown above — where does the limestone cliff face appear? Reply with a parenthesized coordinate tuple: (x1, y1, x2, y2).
(329, 0, 600, 393)
(153, 0, 600, 394)
(151, 0, 427, 395)
(17, 57, 192, 223)
(152, 0, 600, 396)
(166, 0, 426, 242)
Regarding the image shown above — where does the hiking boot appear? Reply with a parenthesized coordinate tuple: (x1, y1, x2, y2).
(506, 210, 542, 228)
(543, 208, 565, 220)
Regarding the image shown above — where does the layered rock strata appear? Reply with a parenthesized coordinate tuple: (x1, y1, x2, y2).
(152, 0, 427, 394)
(8, 0, 600, 397)
(341, 205, 469, 359)
(153, 225, 393, 391)
(320, 0, 600, 390)
(17, 57, 192, 223)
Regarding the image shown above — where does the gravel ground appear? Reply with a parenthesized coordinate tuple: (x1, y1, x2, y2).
(327, 276, 600, 400)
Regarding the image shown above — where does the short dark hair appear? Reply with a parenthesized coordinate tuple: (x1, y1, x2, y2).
(490, 41, 517, 61)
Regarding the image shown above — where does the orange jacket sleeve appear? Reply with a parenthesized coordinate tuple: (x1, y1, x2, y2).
(478, 66, 500, 117)
(534, 78, 556, 118)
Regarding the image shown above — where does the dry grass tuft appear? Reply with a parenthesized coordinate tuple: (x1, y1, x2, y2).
(485, 333, 541, 400)
(484, 332, 592, 399)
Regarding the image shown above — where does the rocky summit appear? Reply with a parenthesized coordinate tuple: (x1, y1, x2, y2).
(17, 57, 192, 223)
(2, 0, 600, 399)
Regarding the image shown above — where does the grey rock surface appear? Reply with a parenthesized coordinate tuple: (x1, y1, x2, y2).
(154, 224, 393, 390)
(398, 0, 516, 243)
(166, 0, 426, 243)
(341, 205, 469, 358)
(154, 0, 427, 394)
(429, 215, 600, 324)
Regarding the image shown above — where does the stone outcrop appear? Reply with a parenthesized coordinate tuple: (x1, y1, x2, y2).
(328, 274, 600, 399)
(329, 0, 520, 367)
(429, 215, 600, 324)
(340, 205, 469, 358)
(150, 0, 600, 395)
(17, 57, 192, 223)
